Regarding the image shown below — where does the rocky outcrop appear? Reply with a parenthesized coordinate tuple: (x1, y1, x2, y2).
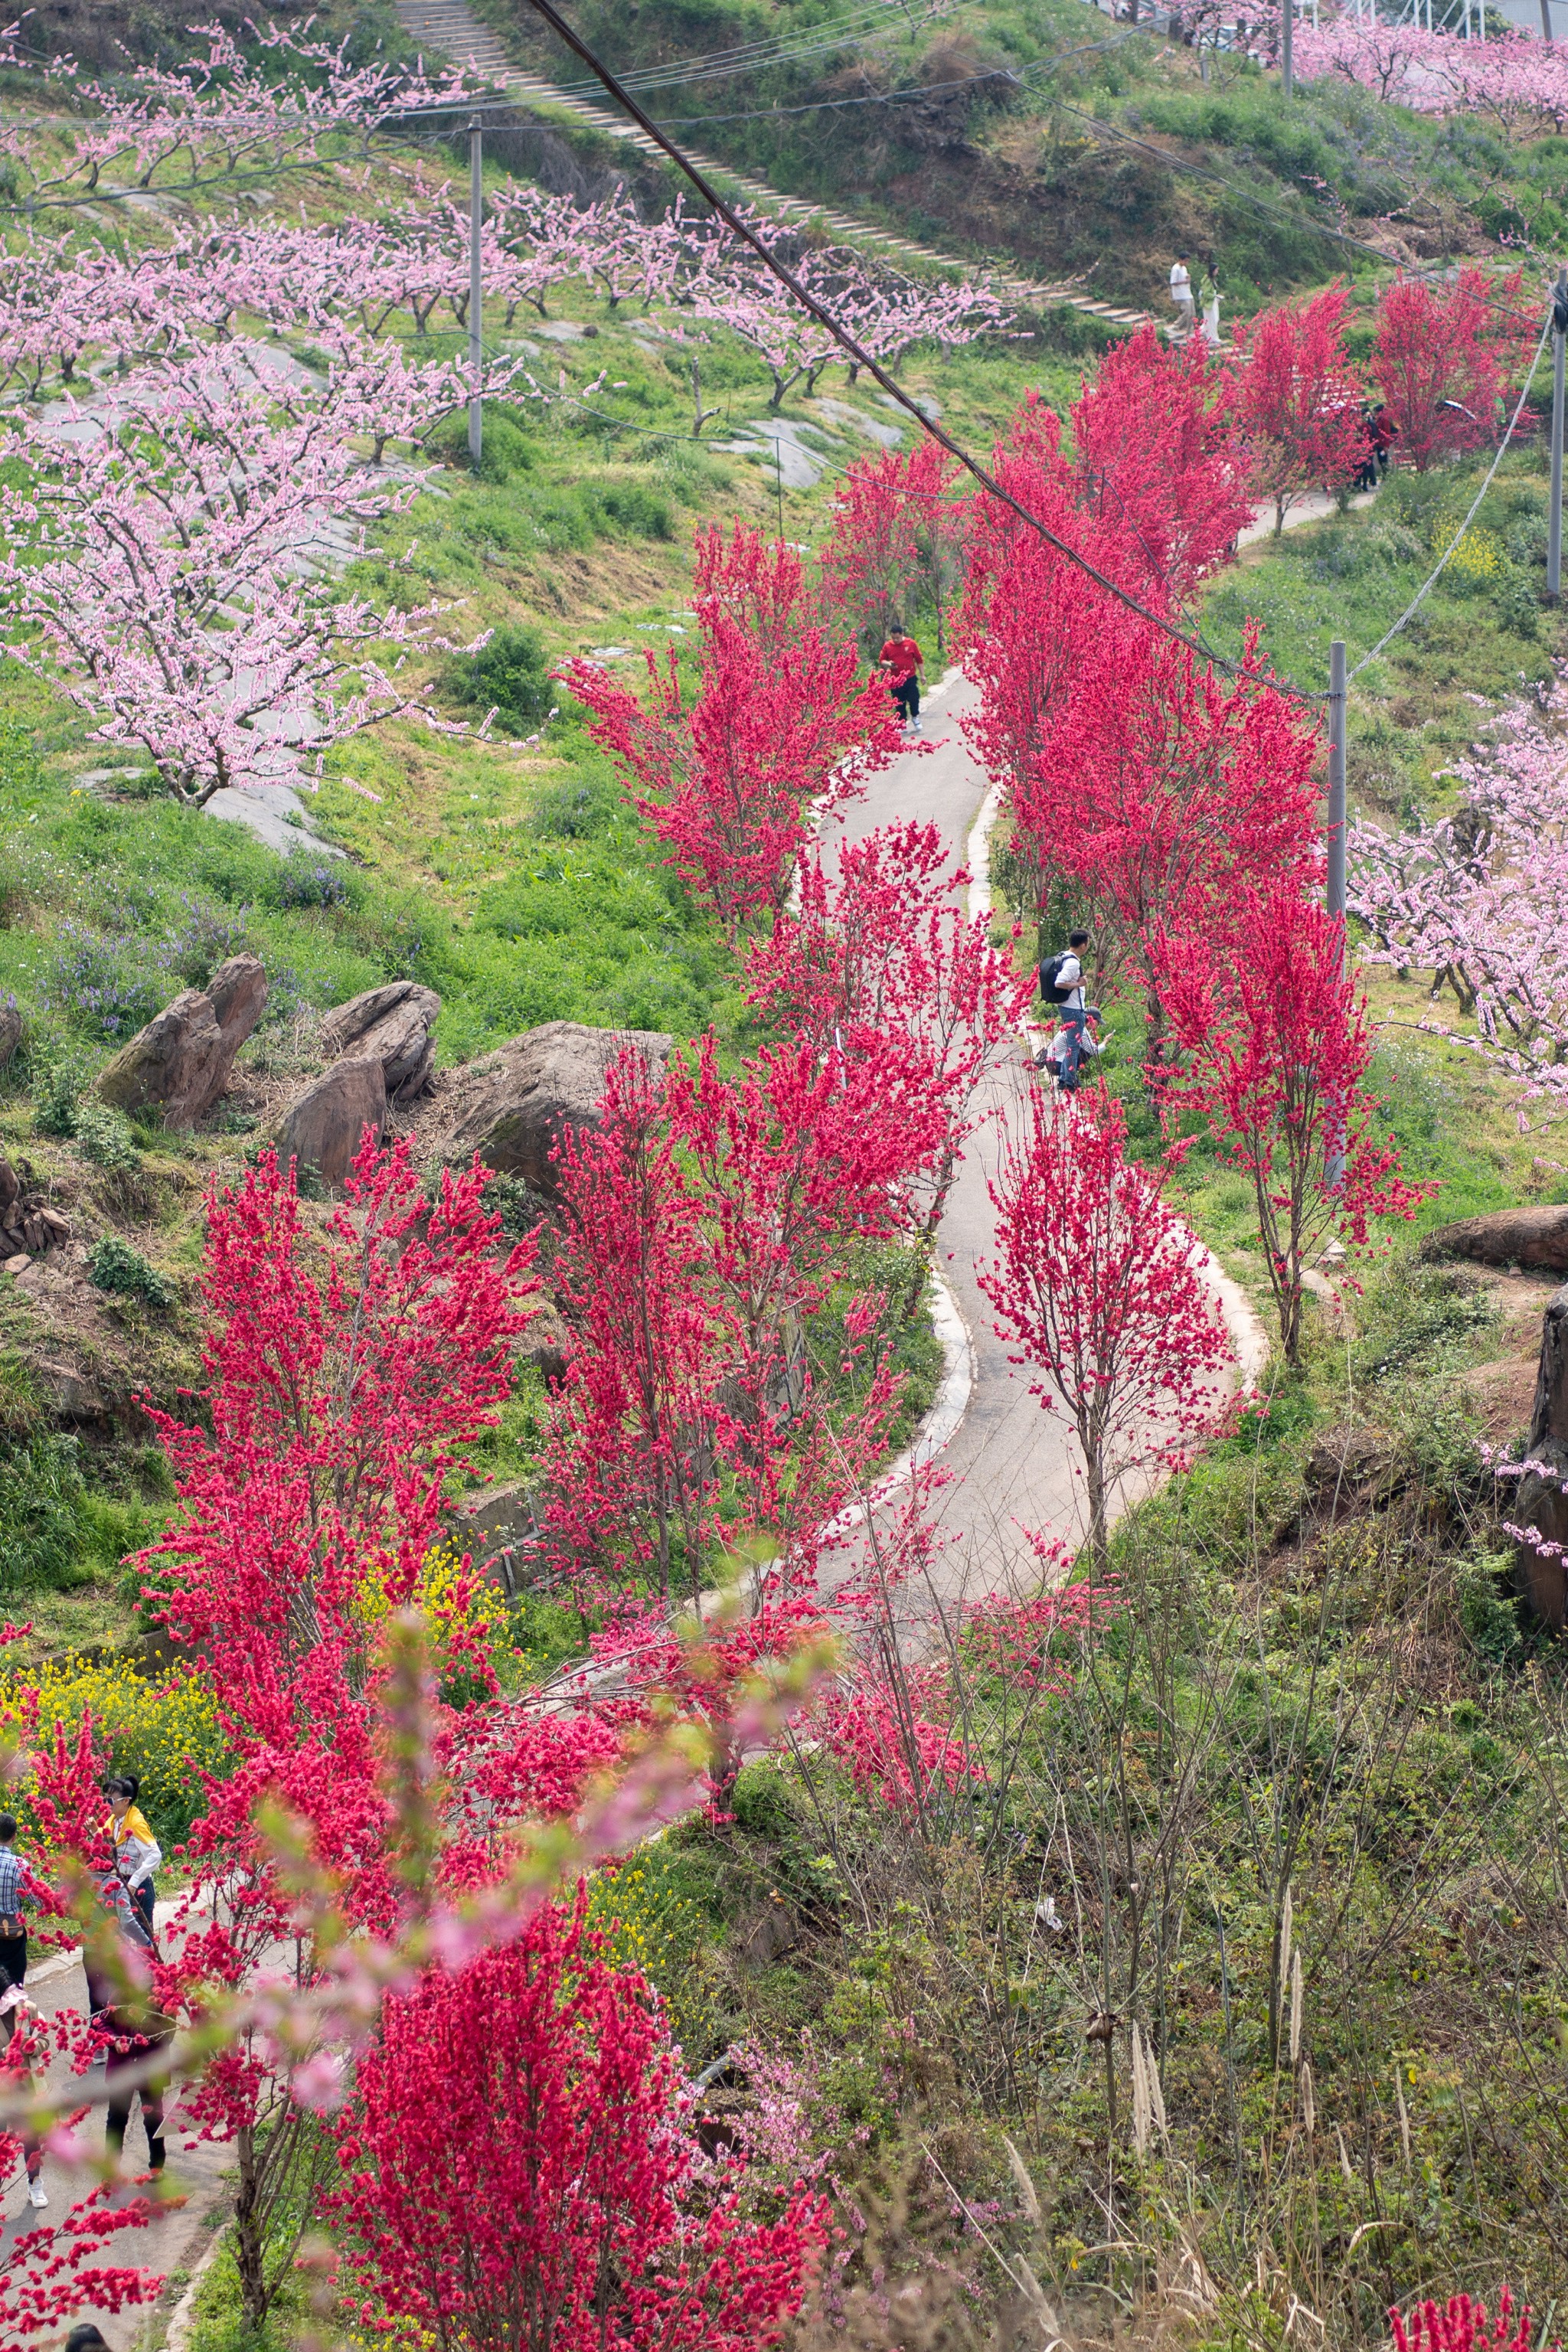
(434, 1019, 673, 1194)
(1514, 1282, 1568, 1626)
(271, 1056, 386, 1191)
(0, 1152, 70, 1263)
(94, 954, 268, 1129)
(319, 981, 440, 1106)
(1421, 1206, 1568, 1274)
(449, 1482, 541, 1596)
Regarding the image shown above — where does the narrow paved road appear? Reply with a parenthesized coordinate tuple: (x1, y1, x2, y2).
(827, 669, 1266, 1619)
(827, 671, 1081, 1609)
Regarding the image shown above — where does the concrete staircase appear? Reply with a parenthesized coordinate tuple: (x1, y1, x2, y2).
(394, 0, 1152, 331)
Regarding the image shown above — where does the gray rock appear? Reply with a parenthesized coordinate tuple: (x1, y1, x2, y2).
(449, 1481, 541, 1597)
(272, 1056, 387, 1191)
(1514, 1282, 1568, 1626)
(25, 1355, 106, 1419)
(1422, 1206, 1568, 1274)
(319, 981, 441, 1105)
(94, 954, 268, 1130)
(437, 1020, 673, 1194)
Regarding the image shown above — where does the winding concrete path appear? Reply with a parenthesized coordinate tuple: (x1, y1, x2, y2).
(825, 668, 1268, 1616)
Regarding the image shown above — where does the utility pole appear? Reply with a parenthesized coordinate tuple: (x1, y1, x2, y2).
(469, 116, 483, 471)
(1326, 638, 1347, 1190)
(1282, 0, 1293, 94)
(1543, 0, 1554, 42)
(1550, 266, 1567, 603)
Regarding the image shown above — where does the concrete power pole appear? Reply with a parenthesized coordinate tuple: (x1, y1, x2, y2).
(469, 117, 483, 470)
(1550, 267, 1567, 604)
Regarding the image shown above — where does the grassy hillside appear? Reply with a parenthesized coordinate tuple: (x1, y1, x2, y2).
(473, 0, 1568, 309)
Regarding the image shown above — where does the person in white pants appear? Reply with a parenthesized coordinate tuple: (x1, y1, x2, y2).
(1170, 253, 1195, 340)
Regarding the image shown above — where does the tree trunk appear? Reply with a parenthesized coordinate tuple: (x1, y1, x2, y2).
(234, 2125, 269, 2331)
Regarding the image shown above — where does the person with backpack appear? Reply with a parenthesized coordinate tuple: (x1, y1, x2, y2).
(1037, 930, 1093, 1087)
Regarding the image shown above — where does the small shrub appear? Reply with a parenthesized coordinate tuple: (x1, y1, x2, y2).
(444, 622, 554, 735)
(268, 860, 351, 910)
(32, 1051, 87, 1137)
(163, 894, 252, 988)
(44, 919, 168, 1040)
(589, 481, 674, 541)
(90, 1233, 172, 1308)
(425, 407, 537, 482)
(1456, 1550, 1524, 1664)
(72, 1098, 141, 1175)
(1495, 565, 1541, 639)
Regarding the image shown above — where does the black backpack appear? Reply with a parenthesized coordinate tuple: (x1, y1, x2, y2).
(1038, 951, 1075, 1006)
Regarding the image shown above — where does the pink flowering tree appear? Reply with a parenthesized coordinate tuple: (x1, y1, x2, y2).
(0, 336, 526, 804)
(1351, 674, 1568, 1129)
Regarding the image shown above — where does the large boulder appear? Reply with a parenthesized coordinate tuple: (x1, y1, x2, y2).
(1514, 1282, 1568, 1626)
(271, 1056, 386, 1192)
(318, 981, 440, 1106)
(1421, 1206, 1568, 1274)
(94, 954, 268, 1130)
(436, 1019, 673, 1194)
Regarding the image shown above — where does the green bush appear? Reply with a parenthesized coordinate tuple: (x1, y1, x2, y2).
(72, 1098, 140, 1174)
(1456, 1550, 1525, 1664)
(443, 622, 555, 735)
(90, 1233, 173, 1309)
(589, 481, 675, 541)
(424, 407, 537, 482)
(32, 1050, 89, 1138)
(1495, 565, 1541, 639)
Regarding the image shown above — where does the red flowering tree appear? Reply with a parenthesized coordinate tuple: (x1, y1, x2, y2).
(1392, 2291, 1537, 2352)
(544, 1047, 737, 1613)
(959, 410, 1321, 1051)
(1154, 885, 1431, 1365)
(1230, 284, 1366, 531)
(978, 1085, 1234, 1566)
(1070, 322, 1250, 602)
(745, 820, 1031, 1305)
(563, 524, 900, 941)
(130, 1135, 546, 2331)
(821, 440, 967, 656)
(328, 1893, 828, 2352)
(1373, 267, 1524, 472)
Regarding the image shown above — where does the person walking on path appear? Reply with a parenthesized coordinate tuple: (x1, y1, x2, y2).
(0, 1814, 36, 2003)
(879, 622, 925, 736)
(87, 1870, 179, 2193)
(1, 1819, 48, 2213)
(104, 1775, 160, 1941)
(1199, 263, 1221, 349)
(1170, 253, 1195, 340)
(1037, 929, 1094, 1089)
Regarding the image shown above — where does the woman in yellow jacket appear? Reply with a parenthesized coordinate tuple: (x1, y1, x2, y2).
(104, 1775, 161, 1940)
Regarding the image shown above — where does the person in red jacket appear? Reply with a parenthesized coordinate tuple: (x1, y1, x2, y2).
(879, 622, 925, 735)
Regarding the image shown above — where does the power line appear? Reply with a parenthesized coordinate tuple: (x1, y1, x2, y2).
(646, 31, 1145, 129)
(512, 0, 1321, 703)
